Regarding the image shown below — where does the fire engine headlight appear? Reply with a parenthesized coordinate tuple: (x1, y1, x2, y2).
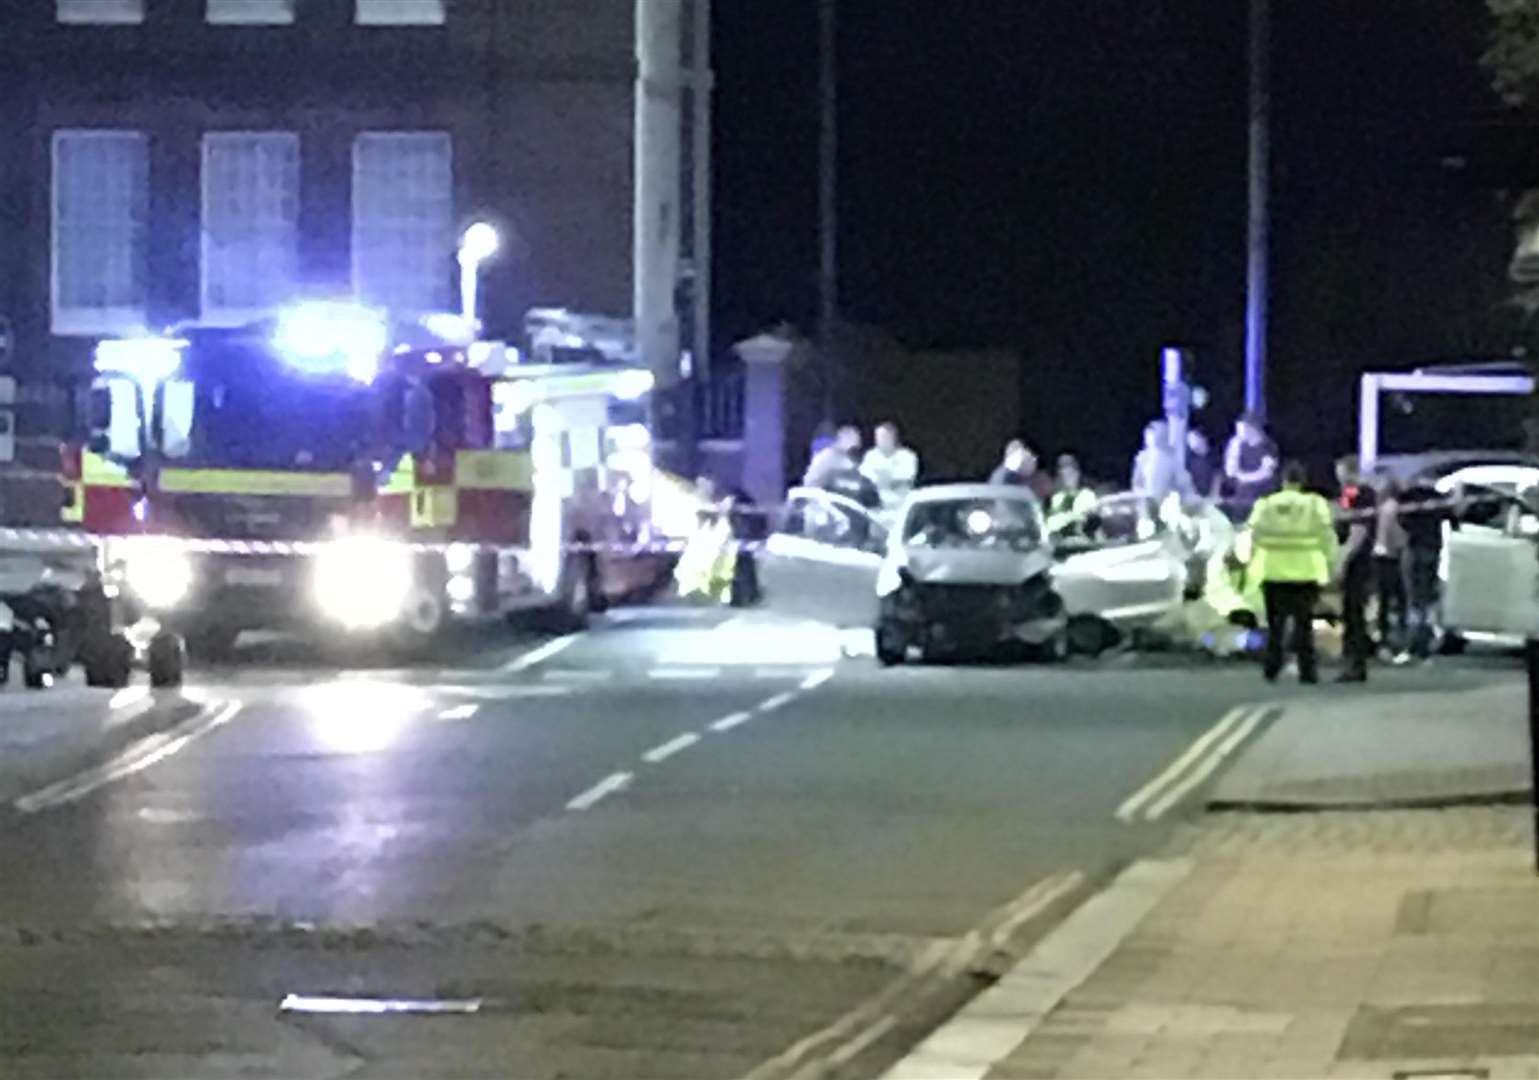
(123, 542, 193, 610)
(314, 536, 412, 630)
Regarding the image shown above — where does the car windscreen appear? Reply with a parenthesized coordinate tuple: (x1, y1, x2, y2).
(903, 498, 1041, 551)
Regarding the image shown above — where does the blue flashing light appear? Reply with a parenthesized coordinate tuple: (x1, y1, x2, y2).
(95, 337, 186, 383)
(419, 312, 477, 345)
(273, 302, 388, 384)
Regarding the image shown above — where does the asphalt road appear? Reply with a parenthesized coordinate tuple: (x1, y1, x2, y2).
(0, 609, 1514, 1079)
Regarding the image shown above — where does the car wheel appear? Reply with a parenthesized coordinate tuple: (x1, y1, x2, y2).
(1032, 627, 1070, 663)
(147, 631, 186, 689)
(84, 633, 134, 689)
(1067, 615, 1112, 657)
(875, 622, 905, 667)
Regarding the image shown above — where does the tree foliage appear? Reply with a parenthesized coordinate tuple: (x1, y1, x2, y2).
(1485, 0, 1539, 105)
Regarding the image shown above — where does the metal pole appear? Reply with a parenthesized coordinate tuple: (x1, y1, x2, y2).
(1527, 638, 1539, 874)
(691, 0, 712, 383)
(1244, 0, 1270, 421)
(634, 0, 684, 392)
(817, 0, 837, 418)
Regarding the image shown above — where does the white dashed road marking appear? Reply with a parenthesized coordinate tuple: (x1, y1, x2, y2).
(641, 732, 702, 763)
(566, 771, 633, 812)
(757, 691, 797, 713)
(503, 633, 582, 673)
(437, 684, 574, 700)
(800, 668, 836, 691)
(647, 666, 723, 681)
(540, 669, 610, 683)
(437, 704, 479, 721)
(709, 711, 754, 733)
(559, 665, 838, 816)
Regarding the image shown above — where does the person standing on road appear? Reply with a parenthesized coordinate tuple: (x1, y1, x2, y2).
(1399, 478, 1456, 660)
(1372, 477, 1409, 657)
(1223, 413, 1279, 514)
(859, 421, 920, 511)
(1247, 461, 1338, 684)
(1335, 455, 1377, 682)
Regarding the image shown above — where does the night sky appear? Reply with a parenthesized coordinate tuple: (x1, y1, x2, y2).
(712, 1, 1520, 481)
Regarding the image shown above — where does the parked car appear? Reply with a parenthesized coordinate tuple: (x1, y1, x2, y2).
(1439, 472, 1539, 646)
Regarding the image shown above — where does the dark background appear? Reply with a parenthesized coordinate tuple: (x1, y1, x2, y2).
(712, 0, 1521, 481)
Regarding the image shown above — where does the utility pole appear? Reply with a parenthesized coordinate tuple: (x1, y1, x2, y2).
(690, 0, 713, 385)
(817, 0, 838, 420)
(634, 0, 684, 393)
(1244, 0, 1270, 421)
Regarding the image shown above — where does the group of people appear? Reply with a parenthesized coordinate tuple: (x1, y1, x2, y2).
(1129, 413, 1281, 513)
(1248, 455, 1452, 685)
(803, 421, 920, 511)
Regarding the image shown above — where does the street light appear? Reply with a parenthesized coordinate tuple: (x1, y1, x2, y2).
(458, 222, 500, 328)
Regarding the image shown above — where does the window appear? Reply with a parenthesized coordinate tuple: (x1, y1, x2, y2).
(201, 133, 300, 323)
(352, 132, 452, 316)
(356, 0, 445, 25)
(52, 131, 148, 336)
(57, 0, 143, 24)
(206, 0, 295, 24)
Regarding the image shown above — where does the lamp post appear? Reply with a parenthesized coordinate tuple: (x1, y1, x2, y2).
(458, 222, 500, 329)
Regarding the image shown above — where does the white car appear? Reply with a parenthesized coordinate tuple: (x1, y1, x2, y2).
(1436, 465, 1539, 644)
(757, 484, 1202, 659)
(1047, 491, 1213, 651)
(872, 484, 1067, 664)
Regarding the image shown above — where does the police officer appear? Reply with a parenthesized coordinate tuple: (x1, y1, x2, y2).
(1247, 460, 1338, 684)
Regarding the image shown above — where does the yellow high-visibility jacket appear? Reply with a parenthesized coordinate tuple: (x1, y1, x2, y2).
(1246, 486, 1338, 585)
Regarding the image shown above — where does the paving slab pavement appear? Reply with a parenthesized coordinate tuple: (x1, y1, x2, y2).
(887, 808, 1539, 1080)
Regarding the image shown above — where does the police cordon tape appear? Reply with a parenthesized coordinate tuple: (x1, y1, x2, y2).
(0, 490, 1512, 561)
(0, 526, 737, 559)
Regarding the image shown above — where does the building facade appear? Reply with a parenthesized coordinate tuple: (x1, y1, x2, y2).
(0, 0, 647, 518)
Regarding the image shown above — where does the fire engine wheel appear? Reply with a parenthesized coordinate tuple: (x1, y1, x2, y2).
(402, 586, 448, 641)
(84, 633, 134, 689)
(147, 631, 186, 689)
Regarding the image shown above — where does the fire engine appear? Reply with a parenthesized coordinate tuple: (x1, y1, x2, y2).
(62, 301, 678, 678)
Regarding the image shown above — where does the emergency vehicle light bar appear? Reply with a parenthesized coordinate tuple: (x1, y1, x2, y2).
(273, 302, 387, 384)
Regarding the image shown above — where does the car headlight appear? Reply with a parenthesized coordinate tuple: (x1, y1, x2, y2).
(123, 540, 193, 610)
(313, 536, 412, 629)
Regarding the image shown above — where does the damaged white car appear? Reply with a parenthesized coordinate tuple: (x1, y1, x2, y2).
(873, 485, 1067, 664)
(758, 484, 1211, 662)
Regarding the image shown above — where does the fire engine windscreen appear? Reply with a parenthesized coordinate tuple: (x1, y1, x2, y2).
(169, 335, 377, 471)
